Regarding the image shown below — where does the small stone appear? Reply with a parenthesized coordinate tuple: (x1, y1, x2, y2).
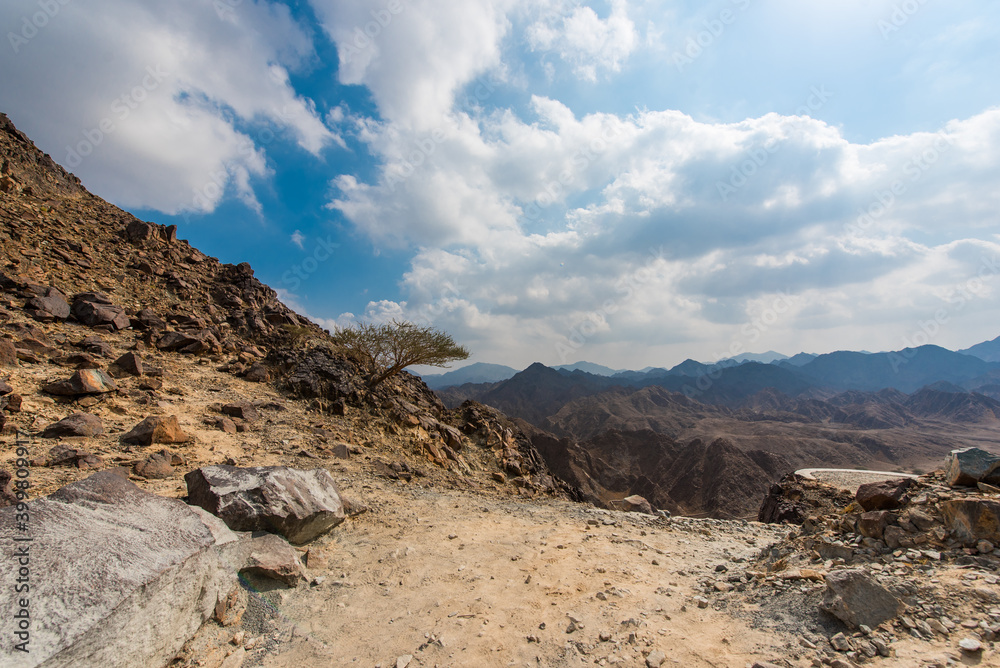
(645, 649, 666, 667)
(113, 352, 144, 376)
(830, 632, 851, 652)
(396, 654, 413, 668)
(978, 540, 995, 554)
(959, 638, 982, 653)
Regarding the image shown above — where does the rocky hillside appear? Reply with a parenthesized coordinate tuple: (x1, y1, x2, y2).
(0, 110, 570, 504)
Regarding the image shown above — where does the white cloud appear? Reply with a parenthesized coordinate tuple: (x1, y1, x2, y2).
(0, 0, 340, 214)
(291, 230, 306, 248)
(527, 0, 638, 81)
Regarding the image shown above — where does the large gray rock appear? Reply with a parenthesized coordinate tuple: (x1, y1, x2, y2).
(945, 447, 1000, 487)
(0, 471, 245, 668)
(185, 465, 347, 544)
(820, 569, 903, 629)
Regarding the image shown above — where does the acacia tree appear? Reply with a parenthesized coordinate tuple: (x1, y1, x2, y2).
(333, 319, 470, 388)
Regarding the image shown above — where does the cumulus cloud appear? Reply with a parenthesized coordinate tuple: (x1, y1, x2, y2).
(0, 0, 340, 214)
(326, 21, 1000, 366)
(527, 0, 638, 81)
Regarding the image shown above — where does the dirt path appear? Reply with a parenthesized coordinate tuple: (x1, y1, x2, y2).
(222, 480, 794, 668)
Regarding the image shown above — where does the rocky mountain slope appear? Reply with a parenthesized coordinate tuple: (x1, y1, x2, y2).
(2, 112, 1000, 668)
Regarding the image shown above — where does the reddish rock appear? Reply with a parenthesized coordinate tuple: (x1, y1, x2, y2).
(40, 413, 104, 438)
(215, 417, 237, 434)
(122, 415, 191, 446)
(42, 444, 104, 469)
(240, 533, 307, 586)
(0, 469, 15, 507)
(72, 294, 130, 330)
(134, 449, 183, 479)
(855, 478, 915, 511)
(622, 494, 655, 515)
(131, 308, 166, 331)
(43, 369, 118, 396)
(113, 352, 144, 376)
(222, 402, 259, 423)
(3, 393, 22, 412)
(78, 335, 113, 357)
(858, 510, 889, 539)
(244, 362, 270, 383)
(0, 338, 16, 367)
(24, 288, 70, 321)
(0, 379, 11, 396)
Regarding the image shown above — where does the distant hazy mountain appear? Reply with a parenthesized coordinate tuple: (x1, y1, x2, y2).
(795, 345, 998, 393)
(721, 351, 788, 364)
(553, 361, 622, 376)
(960, 335, 1000, 363)
(782, 352, 818, 366)
(419, 362, 518, 390)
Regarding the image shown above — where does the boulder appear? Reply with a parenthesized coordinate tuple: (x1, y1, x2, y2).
(622, 494, 655, 515)
(222, 401, 259, 422)
(945, 447, 1000, 487)
(112, 352, 144, 376)
(157, 330, 219, 354)
(855, 478, 915, 511)
(72, 294, 130, 331)
(0, 471, 245, 668)
(40, 413, 104, 438)
(0, 338, 17, 367)
(24, 288, 70, 321)
(121, 415, 190, 446)
(185, 465, 348, 544)
(43, 369, 118, 396)
(940, 499, 1000, 545)
(131, 308, 166, 331)
(858, 510, 889, 539)
(77, 335, 112, 357)
(0, 379, 11, 396)
(820, 569, 903, 629)
(134, 449, 184, 479)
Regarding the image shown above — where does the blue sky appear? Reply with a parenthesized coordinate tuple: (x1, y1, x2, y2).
(2, 0, 999, 371)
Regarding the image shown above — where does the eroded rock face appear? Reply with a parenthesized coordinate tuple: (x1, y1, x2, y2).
(820, 569, 903, 629)
(0, 471, 243, 668)
(185, 465, 347, 544)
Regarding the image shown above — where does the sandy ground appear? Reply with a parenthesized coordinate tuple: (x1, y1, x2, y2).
(202, 480, 796, 668)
